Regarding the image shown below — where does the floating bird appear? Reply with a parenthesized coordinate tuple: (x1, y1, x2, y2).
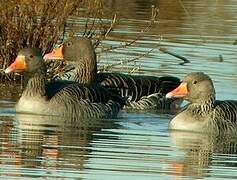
(5, 48, 125, 118)
(44, 37, 181, 112)
(166, 72, 237, 134)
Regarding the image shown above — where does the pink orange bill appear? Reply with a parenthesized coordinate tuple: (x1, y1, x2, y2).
(166, 82, 188, 98)
(5, 55, 26, 74)
(43, 45, 64, 60)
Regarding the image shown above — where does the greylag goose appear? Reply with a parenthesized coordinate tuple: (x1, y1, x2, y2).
(43, 37, 181, 111)
(166, 72, 237, 134)
(5, 48, 125, 118)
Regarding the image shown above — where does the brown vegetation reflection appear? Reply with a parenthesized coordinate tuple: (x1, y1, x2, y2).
(105, 0, 237, 44)
(0, 114, 117, 178)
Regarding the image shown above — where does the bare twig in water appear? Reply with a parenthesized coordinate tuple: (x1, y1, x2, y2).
(60, 22, 67, 44)
(99, 42, 190, 72)
(98, 4, 189, 70)
(159, 47, 190, 65)
(74, 1, 119, 48)
(104, 14, 117, 38)
(99, 43, 158, 72)
(100, 5, 159, 53)
(178, 0, 205, 42)
(94, 13, 118, 48)
(218, 55, 224, 62)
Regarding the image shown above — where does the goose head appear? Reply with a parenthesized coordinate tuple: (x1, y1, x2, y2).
(43, 37, 96, 66)
(166, 72, 215, 104)
(5, 48, 46, 77)
(43, 37, 97, 84)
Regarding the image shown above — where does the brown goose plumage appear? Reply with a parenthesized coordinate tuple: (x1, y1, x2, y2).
(166, 72, 237, 134)
(5, 48, 124, 118)
(43, 37, 181, 111)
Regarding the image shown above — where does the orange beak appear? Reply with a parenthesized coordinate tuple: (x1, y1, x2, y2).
(43, 45, 64, 60)
(166, 82, 188, 98)
(5, 55, 26, 74)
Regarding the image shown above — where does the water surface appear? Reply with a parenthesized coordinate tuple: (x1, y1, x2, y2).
(1, 0, 237, 179)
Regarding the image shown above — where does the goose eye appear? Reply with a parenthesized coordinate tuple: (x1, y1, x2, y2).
(66, 42, 72, 47)
(30, 55, 34, 58)
(192, 80, 197, 84)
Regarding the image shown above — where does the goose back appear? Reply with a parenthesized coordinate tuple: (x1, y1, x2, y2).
(45, 80, 120, 103)
(126, 92, 182, 113)
(97, 72, 180, 102)
(212, 100, 237, 133)
(48, 84, 121, 118)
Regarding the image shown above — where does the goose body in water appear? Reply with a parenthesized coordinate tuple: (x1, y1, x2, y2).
(44, 37, 181, 111)
(166, 72, 237, 134)
(5, 48, 125, 118)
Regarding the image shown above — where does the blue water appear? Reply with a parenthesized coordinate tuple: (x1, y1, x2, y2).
(1, 0, 237, 179)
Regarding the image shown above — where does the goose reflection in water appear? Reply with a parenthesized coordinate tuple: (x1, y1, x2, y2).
(0, 113, 118, 178)
(168, 130, 237, 178)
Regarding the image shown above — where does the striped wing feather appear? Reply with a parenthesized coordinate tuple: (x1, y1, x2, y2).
(97, 73, 180, 102)
(49, 84, 121, 118)
(46, 80, 125, 104)
(213, 100, 237, 133)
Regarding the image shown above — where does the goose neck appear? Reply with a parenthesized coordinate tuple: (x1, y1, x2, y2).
(189, 96, 215, 116)
(22, 72, 46, 98)
(73, 62, 97, 84)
